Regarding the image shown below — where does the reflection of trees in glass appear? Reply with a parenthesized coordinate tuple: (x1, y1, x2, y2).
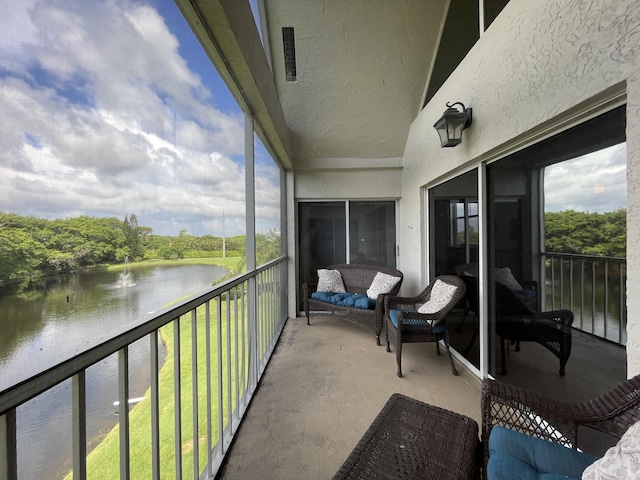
(545, 209, 626, 257)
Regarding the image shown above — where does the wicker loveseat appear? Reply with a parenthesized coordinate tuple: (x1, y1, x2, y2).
(303, 264, 403, 345)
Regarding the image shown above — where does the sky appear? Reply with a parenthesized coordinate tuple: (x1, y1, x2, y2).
(0, 1, 626, 240)
(544, 142, 627, 213)
(0, 0, 280, 237)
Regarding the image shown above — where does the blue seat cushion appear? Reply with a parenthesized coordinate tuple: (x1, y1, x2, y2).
(311, 292, 376, 309)
(388, 309, 445, 334)
(487, 426, 597, 480)
(514, 289, 536, 303)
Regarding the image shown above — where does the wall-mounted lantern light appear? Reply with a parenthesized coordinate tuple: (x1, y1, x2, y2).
(433, 102, 473, 147)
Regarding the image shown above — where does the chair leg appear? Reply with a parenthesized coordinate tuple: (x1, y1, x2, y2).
(376, 334, 381, 346)
(396, 339, 403, 377)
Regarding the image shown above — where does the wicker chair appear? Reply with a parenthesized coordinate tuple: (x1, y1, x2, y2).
(481, 375, 640, 475)
(494, 281, 573, 376)
(384, 275, 466, 377)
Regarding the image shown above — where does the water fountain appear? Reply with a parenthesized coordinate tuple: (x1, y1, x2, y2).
(116, 256, 136, 288)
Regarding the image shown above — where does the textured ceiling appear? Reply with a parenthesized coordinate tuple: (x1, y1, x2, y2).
(263, 0, 449, 165)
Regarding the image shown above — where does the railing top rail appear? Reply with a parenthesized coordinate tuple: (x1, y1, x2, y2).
(0, 255, 287, 416)
(542, 251, 626, 262)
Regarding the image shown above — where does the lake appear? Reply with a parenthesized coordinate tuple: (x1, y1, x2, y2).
(0, 263, 227, 479)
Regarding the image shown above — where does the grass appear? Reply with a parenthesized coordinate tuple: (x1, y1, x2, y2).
(107, 256, 244, 272)
(64, 259, 249, 479)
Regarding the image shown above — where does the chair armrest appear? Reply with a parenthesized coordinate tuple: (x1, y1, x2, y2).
(384, 294, 420, 312)
(303, 281, 318, 298)
(481, 378, 579, 469)
(481, 375, 640, 468)
(538, 309, 574, 329)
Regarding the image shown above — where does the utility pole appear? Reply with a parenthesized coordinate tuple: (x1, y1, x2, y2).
(222, 210, 226, 258)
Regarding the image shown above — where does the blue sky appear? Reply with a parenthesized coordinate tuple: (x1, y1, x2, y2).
(0, 0, 626, 239)
(0, 0, 280, 237)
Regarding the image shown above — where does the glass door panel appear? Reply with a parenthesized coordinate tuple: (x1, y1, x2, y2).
(429, 170, 479, 369)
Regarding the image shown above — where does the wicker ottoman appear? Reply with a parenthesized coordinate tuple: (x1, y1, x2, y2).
(333, 393, 479, 480)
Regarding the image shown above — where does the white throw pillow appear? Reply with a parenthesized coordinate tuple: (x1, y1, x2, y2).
(316, 269, 346, 293)
(366, 272, 401, 299)
(582, 420, 640, 479)
(418, 279, 458, 314)
(494, 267, 523, 291)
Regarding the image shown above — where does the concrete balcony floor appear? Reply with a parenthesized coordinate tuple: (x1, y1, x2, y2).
(218, 316, 482, 480)
(218, 313, 627, 479)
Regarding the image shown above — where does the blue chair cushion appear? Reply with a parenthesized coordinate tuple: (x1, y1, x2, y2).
(353, 295, 376, 309)
(311, 292, 376, 309)
(514, 289, 536, 303)
(388, 309, 446, 334)
(487, 426, 597, 480)
(311, 291, 334, 302)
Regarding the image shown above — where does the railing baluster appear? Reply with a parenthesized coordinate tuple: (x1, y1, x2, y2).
(604, 261, 609, 340)
(620, 265, 625, 344)
(1, 409, 17, 480)
(72, 371, 87, 480)
(241, 282, 247, 405)
(550, 257, 556, 310)
(216, 296, 224, 454)
(150, 330, 160, 480)
(205, 300, 213, 479)
(191, 309, 199, 480)
(234, 286, 240, 425)
(226, 289, 232, 440)
(118, 347, 130, 480)
(173, 318, 182, 480)
(569, 257, 574, 313)
(580, 259, 585, 331)
(592, 261, 596, 335)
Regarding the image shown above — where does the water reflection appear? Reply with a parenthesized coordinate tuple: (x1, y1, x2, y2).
(0, 264, 226, 389)
(0, 264, 227, 480)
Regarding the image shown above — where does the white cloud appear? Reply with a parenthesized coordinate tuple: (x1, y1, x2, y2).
(0, 0, 279, 236)
(544, 143, 627, 213)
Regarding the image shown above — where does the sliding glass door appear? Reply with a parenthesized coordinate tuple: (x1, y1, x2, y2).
(297, 201, 396, 310)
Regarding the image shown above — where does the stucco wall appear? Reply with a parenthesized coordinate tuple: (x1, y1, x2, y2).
(294, 167, 402, 200)
(401, 0, 640, 375)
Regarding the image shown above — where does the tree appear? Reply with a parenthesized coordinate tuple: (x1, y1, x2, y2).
(545, 209, 626, 257)
(122, 214, 144, 260)
(0, 228, 47, 287)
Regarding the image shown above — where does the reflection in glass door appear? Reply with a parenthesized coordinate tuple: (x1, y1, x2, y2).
(297, 201, 396, 310)
(428, 170, 480, 369)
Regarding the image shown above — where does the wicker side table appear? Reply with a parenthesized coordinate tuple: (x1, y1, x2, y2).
(333, 393, 479, 480)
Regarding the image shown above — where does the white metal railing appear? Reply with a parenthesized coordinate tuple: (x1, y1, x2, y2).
(0, 256, 287, 479)
(543, 252, 626, 345)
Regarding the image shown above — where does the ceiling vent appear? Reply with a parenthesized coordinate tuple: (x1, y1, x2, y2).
(282, 27, 297, 82)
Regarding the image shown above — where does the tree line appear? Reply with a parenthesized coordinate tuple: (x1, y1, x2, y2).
(0, 212, 280, 288)
(545, 209, 626, 257)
